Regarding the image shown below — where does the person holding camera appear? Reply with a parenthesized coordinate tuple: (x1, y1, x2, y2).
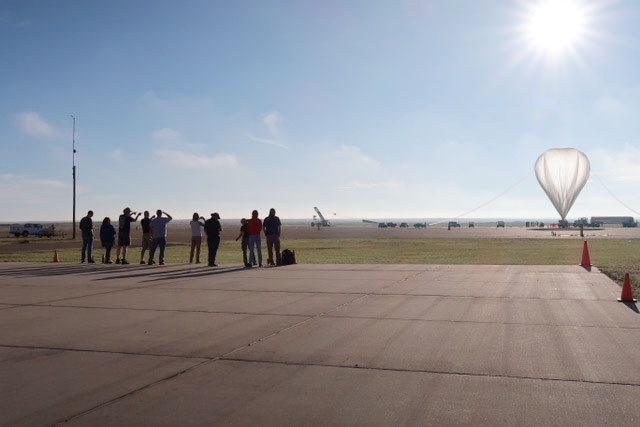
(148, 209, 173, 265)
(115, 207, 141, 265)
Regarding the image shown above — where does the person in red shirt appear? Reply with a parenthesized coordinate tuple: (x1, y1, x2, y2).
(247, 210, 263, 267)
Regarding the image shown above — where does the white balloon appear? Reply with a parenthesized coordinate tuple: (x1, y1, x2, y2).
(535, 148, 590, 220)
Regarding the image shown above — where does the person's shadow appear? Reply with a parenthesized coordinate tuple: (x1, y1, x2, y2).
(0, 264, 256, 282)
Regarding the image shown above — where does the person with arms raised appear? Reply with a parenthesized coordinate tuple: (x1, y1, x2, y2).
(148, 210, 172, 265)
(116, 207, 141, 265)
(189, 212, 206, 264)
(138, 210, 154, 264)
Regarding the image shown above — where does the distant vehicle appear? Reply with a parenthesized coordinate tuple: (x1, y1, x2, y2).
(590, 216, 637, 228)
(497, 221, 505, 228)
(386, 222, 397, 228)
(414, 223, 427, 228)
(311, 207, 331, 227)
(448, 221, 460, 228)
(573, 217, 589, 227)
(378, 223, 388, 228)
(468, 222, 475, 228)
(10, 223, 55, 238)
(399, 222, 409, 228)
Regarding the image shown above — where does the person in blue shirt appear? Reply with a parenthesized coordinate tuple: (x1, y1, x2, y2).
(100, 217, 116, 264)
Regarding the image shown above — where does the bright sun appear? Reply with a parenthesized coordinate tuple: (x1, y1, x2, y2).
(526, 0, 586, 54)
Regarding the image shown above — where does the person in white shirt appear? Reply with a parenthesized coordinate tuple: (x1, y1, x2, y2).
(148, 209, 172, 265)
(189, 212, 206, 264)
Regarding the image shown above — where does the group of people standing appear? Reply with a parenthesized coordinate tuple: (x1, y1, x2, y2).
(78, 207, 282, 268)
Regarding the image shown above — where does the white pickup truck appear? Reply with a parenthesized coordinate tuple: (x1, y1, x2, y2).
(9, 223, 55, 238)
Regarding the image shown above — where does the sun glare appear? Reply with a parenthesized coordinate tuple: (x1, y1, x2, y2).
(526, 0, 586, 54)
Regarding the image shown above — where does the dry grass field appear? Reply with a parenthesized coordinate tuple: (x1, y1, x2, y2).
(1, 223, 639, 297)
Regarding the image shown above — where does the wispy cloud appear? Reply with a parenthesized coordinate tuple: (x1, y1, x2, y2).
(141, 90, 171, 110)
(334, 145, 380, 167)
(151, 127, 206, 150)
(0, 173, 66, 188)
(155, 149, 238, 169)
(337, 179, 403, 190)
(152, 127, 185, 143)
(248, 111, 288, 148)
(15, 112, 56, 137)
(591, 143, 640, 182)
(247, 135, 288, 148)
(262, 111, 282, 135)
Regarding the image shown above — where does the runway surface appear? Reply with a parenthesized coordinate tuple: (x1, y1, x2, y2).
(1, 262, 639, 426)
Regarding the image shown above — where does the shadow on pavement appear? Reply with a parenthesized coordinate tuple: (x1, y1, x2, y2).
(95, 265, 251, 282)
(0, 264, 253, 281)
(621, 301, 639, 313)
(0, 264, 142, 277)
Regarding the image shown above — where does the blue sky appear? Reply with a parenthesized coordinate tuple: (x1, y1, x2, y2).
(2, 0, 640, 221)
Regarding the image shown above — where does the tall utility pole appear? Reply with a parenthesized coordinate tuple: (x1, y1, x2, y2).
(71, 115, 76, 240)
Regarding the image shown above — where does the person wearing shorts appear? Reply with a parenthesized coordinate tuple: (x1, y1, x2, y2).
(139, 211, 154, 264)
(116, 207, 140, 265)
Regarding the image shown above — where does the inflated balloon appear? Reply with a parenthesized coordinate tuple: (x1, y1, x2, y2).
(535, 148, 590, 220)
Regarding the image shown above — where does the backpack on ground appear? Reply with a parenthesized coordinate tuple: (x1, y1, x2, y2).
(281, 249, 294, 265)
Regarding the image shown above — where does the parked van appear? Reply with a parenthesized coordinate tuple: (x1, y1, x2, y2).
(9, 223, 54, 237)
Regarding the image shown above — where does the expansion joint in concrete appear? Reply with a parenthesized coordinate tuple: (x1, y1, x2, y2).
(221, 357, 640, 389)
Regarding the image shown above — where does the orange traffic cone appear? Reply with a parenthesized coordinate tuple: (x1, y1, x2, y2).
(580, 241, 591, 267)
(292, 250, 297, 264)
(618, 273, 637, 302)
(52, 250, 59, 263)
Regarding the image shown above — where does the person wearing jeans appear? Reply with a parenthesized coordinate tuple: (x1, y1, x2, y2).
(204, 212, 222, 267)
(189, 212, 206, 263)
(235, 218, 250, 267)
(148, 209, 172, 265)
(263, 208, 282, 266)
(247, 210, 263, 267)
(79, 210, 94, 263)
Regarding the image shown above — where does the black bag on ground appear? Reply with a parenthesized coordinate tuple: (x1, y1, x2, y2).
(281, 249, 294, 265)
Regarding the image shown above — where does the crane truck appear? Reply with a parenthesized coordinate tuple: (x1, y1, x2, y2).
(311, 207, 331, 228)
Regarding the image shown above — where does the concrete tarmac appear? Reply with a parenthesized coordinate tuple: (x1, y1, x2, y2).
(0, 262, 638, 426)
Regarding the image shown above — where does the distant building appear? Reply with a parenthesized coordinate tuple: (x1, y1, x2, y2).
(590, 216, 637, 227)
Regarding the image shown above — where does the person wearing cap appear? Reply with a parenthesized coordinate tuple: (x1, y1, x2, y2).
(116, 207, 141, 265)
(203, 212, 222, 267)
(138, 210, 155, 264)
